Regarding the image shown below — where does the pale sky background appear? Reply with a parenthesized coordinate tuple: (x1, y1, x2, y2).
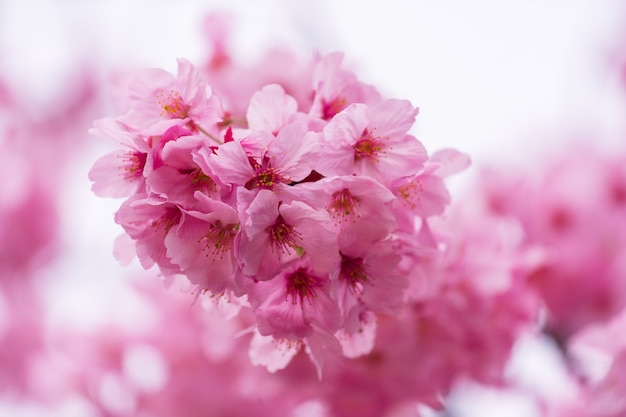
(1, 1, 625, 415)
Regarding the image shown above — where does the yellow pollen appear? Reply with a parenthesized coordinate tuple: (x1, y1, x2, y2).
(120, 151, 147, 180)
(199, 221, 238, 261)
(268, 215, 302, 256)
(354, 127, 387, 162)
(157, 89, 189, 119)
(188, 168, 217, 193)
(328, 189, 361, 225)
(256, 167, 282, 190)
(151, 207, 181, 233)
(272, 338, 303, 351)
(397, 179, 423, 210)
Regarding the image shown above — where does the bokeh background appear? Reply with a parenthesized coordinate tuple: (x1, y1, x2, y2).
(1, 1, 625, 415)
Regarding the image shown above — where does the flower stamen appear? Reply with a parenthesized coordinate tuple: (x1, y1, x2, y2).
(268, 215, 301, 256)
(354, 128, 387, 162)
(397, 179, 423, 210)
(151, 207, 182, 233)
(339, 254, 370, 294)
(286, 268, 320, 305)
(157, 89, 189, 119)
(120, 151, 147, 181)
(200, 221, 239, 260)
(328, 188, 361, 225)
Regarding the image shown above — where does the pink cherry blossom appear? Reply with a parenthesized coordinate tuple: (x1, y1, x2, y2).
(88, 38, 487, 400)
(331, 222, 404, 334)
(318, 99, 427, 185)
(391, 148, 471, 218)
(247, 258, 343, 377)
(237, 189, 339, 280)
(293, 175, 396, 231)
(247, 257, 341, 339)
(120, 58, 223, 137)
(88, 118, 151, 198)
(478, 146, 626, 341)
(309, 52, 382, 120)
(206, 121, 321, 199)
(164, 192, 239, 294)
(114, 195, 183, 276)
(146, 126, 221, 209)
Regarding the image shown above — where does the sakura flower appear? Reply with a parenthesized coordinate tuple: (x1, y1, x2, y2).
(164, 192, 239, 294)
(237, 189, 339, 280)
(317, 99, 427, 185)
(88, 118, 151, 198)
(119, 58, 223, 137)
(392, 148, 471, 218)
(248, 257, 342, 341)
(115, 195, 183, 276)
(309, 52, 381, 120)
(246, 258, 346, 377)
(205, 121, 321, 199)
(293, 175, 396, 231)
(146, 125, 221, 209)
(88, 43, 471, 398)
(331, 222, 404, 328)
(478, 146, 626, 340)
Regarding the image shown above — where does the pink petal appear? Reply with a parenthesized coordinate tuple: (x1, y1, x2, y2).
(246, 84, 298, 132)
(248, 331, 300, 373)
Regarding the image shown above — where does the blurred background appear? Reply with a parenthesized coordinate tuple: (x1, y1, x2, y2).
(1, 0, 625, 415)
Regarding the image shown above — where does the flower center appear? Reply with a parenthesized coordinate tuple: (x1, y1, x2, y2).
(244, 157, 286, 191)
(256, 166, 283, 190)
(157, 89, 189, 119)
(122, 151, 147, 180)
(328, 189, 360, 224)
(268, 215, 301, 255)
(322, 97, 347, 120)
(396, 178, 423, 210)
(286, 268, 320, 304)
(339, 254, 369, 293)
(354, 128, 386, 161)
(200, 221, 239, 260)
(151, 206, 182, 233)
(186, 168, 217, 193)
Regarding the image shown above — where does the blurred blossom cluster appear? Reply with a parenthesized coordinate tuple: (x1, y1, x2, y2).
(2, 6, 626, 417)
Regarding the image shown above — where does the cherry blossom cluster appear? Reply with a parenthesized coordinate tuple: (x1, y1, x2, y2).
(89, 50, 474, 374)
(473, 145, 626, 416)
(82, 11, 626, 414)
(478, 146, 626, 342)
(6, 5, 626, 415)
